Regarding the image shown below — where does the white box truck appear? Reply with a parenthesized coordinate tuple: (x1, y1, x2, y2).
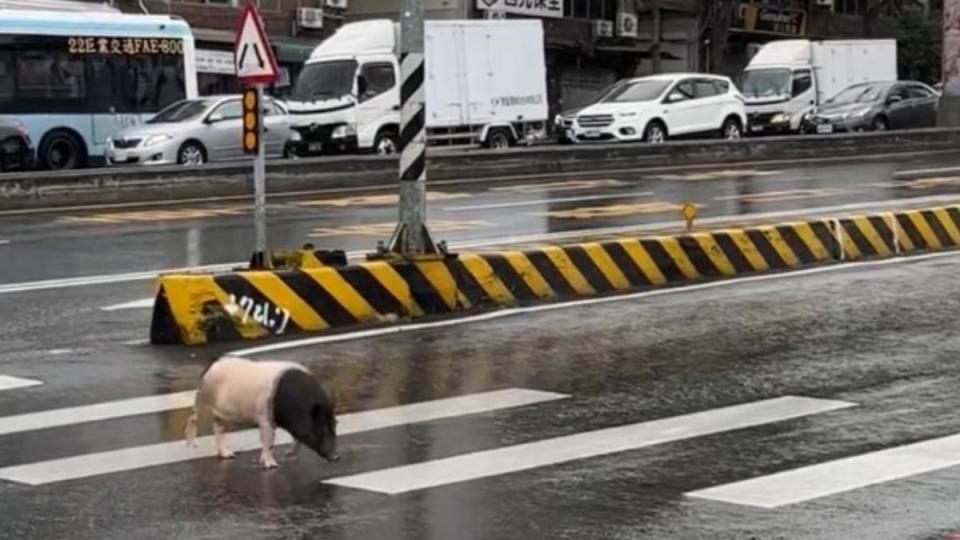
(284, 19, 549, 156)
(739, 39, 897, 134)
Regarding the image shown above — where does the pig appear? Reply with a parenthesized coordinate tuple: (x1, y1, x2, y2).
(184, 355, 339, 468)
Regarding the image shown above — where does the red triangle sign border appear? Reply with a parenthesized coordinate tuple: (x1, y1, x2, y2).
(234, 2, 280, 86)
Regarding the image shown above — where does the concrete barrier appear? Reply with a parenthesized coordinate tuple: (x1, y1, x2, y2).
(149, 205, 960, 345)
(7, 128, 960, 211)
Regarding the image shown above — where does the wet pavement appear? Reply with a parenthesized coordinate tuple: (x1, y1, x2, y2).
(4, 253, 960, 538)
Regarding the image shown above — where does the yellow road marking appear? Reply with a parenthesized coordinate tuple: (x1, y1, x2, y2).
(715, 188, 842, 204)
(537, 201, 682, 220)
(491, 179, 625, 193)
(58, 206, 250, 224)
(297, 192, 468, 208)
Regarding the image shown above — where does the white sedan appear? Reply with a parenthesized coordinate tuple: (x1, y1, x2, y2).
(556, 73, 747, 144)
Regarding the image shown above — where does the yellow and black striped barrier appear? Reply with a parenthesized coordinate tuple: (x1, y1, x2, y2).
(150, 206, 960, 345)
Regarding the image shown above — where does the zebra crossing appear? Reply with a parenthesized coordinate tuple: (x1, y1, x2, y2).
(1, 383, 960, 518)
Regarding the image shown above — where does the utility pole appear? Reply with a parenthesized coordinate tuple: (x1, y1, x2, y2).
(386, 0, 438, 255)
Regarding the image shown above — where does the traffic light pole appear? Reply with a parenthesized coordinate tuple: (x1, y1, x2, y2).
(252, 84, 268, 268)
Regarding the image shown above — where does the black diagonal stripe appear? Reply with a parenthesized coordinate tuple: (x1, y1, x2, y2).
(745, 229, 788, 269)
(921, 210, 953, 247)
(599, 241, 653, 288)
(677, 236, 721, 277)
(400, 108, 426, 145)
(483, 254, 538, 301)
(810, 221, 840, 259)
(564, 245, 616, 293)
(150, 290, 182, 344)
(445, 258, 487, 306)
(392, 263, 452, 314)
(525, 251, 577, 297)
(338, 266, 408, 317)
(400, 61, 424, 104)
(640, 240, 687, 282)
(866, 216, 896, 253)
(841, 220, 878, 257)
(896, 213, 926, 250)
(947, 207, 960, 234)
(276, 270, 358, 327)
(775, 225, 817, 265)
(400, 152, 425, 182)
(711, 233, 754, 273)
(214, 274, 302, 334)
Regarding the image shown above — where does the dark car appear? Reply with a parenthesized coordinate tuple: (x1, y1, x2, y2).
(804, 81, 939, 134)
(0, 117, 33, 172)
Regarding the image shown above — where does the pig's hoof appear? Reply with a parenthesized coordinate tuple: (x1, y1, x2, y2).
(218, 450, 236, 460)
(260, 455, 279, 469)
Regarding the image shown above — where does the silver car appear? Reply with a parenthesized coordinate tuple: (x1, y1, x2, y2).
(106, 95, 301, 166)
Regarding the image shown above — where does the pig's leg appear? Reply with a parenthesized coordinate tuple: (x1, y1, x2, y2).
(258, 421, 278, 469)
(286, 439, 300, 458)
(213, 419, 235, 459)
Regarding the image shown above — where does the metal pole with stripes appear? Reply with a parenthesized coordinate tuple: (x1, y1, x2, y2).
(387, 0, 437, 255)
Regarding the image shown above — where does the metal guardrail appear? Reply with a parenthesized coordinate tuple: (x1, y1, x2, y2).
(4, 128, 960, 211)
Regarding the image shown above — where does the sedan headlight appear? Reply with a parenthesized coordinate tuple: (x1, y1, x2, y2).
(331, 125, 356, 138)
(771, 113, 792, 124)
(144, 134, 174, 147)
(844, 108, 871, 119)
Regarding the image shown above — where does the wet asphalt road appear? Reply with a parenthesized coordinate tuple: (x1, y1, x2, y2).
(4, 254, 960, 538)
(5, 151, 960, 538)
(5, 150, 960, 283)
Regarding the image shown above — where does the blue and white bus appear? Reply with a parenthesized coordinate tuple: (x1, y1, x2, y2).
(0, 9, 198, 169)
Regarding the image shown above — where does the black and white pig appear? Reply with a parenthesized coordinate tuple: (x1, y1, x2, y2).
(185, 355, 339, 468)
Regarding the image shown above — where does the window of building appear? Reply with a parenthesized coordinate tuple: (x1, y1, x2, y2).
(834, 0, 868, 15)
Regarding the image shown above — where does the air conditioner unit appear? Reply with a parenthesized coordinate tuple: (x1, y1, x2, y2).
(592, 20, 613, 38)
(325, 0, 348, 10)
(297, 7, 324, 29)
(617, 12, 638, 38)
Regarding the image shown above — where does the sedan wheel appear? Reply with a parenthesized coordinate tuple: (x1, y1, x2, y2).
(178, 143, 205, 166)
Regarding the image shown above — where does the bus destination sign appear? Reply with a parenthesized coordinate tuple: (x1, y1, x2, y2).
(67, 37, 184, 56)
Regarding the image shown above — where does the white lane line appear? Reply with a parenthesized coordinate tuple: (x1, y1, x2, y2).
(0, 390, 196, 437)
(893, 166, 960, 178)
(443, 191, 655, 212)
(233, 249, 960, 357)
(100, 298, 155, 311)
(0, 239, 9, 245)
(0, 375, 43, 392)
(687, 433, 960, 508)
(325, 396, 855, 495)
(0, 388, 567, 486)
(7, 192, 960, 298)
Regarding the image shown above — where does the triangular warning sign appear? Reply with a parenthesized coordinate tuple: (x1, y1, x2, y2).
(234, 3, 279, 85)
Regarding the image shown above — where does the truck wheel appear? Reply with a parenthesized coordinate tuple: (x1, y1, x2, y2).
(485, 129, 513, 150)
(39, 130, 85, 170)
(374, 130, 399, 155)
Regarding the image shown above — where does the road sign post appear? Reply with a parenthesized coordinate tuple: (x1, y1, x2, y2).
(234, 2, 279, 269)
(385, 0, 438, 256)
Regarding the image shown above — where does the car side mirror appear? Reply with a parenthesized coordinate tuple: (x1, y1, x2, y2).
(666, 91, 685, 103)
(888, 95, 903, 104)
(206, 112, 224, 124)
(357, 75, 368, 100)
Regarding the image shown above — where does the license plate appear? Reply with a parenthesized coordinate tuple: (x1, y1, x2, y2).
(751, 125, 764, 132)
(308, 143, 323, 152)
(816, 124, 834, 134)
(583, 130, 602, 138)
(113, 151, 127, 162)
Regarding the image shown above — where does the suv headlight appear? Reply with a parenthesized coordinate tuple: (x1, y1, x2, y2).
(332, 125, 356, 138)
(144, 134, 173, 147)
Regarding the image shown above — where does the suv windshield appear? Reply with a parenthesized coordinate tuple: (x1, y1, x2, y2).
(827, 84, 889, 104)
(147, 100, 210, 124)
(293, 60, 359, 100)
(601, 80, 671, 103)
(740, 68, 790, 99)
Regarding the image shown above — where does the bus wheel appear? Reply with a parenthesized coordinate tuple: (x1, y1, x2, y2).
(39, 131, 84, 170)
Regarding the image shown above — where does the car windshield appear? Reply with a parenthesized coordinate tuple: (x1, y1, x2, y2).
(740, 68, 791, 99)
(601, 80, 671, 103)
(827, 84, 888, 104)
(147, 100, 210, 124)
(293, 60, 359, 100)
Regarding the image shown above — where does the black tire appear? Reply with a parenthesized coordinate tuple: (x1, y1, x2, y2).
(485, 129, 513, 150)
(177, 141, 206, 166)
(872, 116, 889, 132)
(721, 117, 743, 140)
(39, 131, 84, 170)
(374, 129, 399, 155)
(643, 121, 667, 144)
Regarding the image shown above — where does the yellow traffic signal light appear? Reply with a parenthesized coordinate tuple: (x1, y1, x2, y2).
(242, 88, 259, 154)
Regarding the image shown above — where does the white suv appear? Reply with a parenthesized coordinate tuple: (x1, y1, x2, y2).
(556, 73, 747, 144)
